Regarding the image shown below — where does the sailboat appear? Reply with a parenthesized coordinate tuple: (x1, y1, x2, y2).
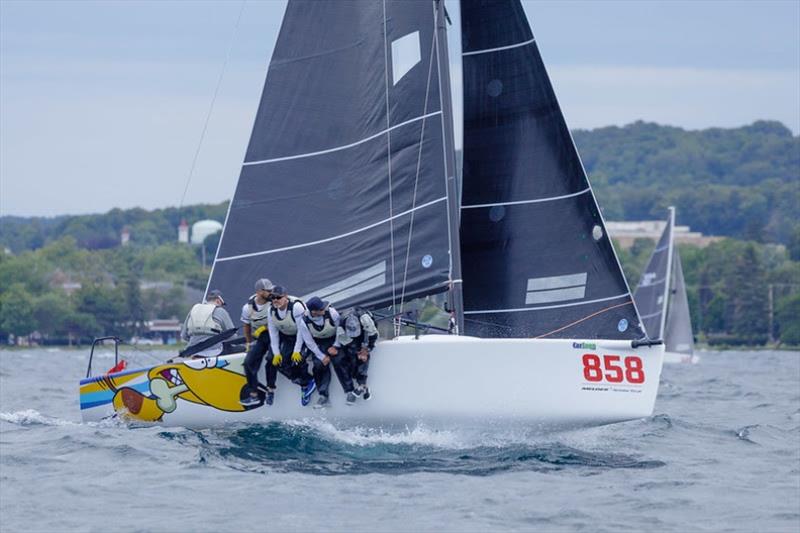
(79, 0, 664, 428)
(633, 207, 698, 364)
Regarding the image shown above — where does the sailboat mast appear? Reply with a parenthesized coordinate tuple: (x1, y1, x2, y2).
(434, 0, 464, 333)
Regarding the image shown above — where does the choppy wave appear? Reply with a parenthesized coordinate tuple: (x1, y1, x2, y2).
(0, 409, 76, 427)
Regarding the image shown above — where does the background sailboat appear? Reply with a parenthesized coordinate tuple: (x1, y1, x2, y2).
(79, 0, 664, 428)
(633, 207, 698, 364)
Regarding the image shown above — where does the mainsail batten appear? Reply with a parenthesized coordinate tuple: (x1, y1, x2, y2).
(207, 0, 455, 312)
(458, 0, 643, 340)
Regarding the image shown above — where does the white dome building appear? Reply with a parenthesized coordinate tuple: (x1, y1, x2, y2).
(190, 219, 223, 245)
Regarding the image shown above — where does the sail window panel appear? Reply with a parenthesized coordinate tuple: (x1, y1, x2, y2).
(391, 32, 421, 85)
(527, 273, 588, 291)
(244, 0, 387, 163)
(460, 0, 533, 54)
(461, 46, 587, 207)
(385, 118, 447, 216)
(384, 1, 442, 130)
(460, 195, 642, 339)
(525, 286, 586, 305)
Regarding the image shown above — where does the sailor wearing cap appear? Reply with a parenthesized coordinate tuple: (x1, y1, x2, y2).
(180, 289, 235, 358)
(240, 278, 275, 407)
(337, 308, 379, 401)
(301, 297, 355, 408)
(266, 285, 317, 406)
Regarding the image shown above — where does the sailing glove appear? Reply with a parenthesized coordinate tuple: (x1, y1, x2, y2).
(291, 351, 303, 364)
(253, 325, 267, 339)
(272, 353, 283, 366)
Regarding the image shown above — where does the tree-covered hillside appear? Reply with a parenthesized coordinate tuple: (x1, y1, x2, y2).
(574, 121, 799, 251)
(0, 202, 228, 253)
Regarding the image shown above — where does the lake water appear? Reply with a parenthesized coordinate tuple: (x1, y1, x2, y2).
(1, 348, 798, 532)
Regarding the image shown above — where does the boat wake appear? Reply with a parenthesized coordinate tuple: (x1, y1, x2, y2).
(154, 419, 666, 476)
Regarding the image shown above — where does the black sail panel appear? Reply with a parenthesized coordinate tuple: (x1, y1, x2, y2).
(460, 0, 643, 340)
(207, 0, 452, 312)
(633, 216, 673, 339)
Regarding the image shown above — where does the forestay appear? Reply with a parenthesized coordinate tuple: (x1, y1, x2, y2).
(458, 0, 643, 340)
(633, 208, 675, 340)
(206, 0, 456, 312)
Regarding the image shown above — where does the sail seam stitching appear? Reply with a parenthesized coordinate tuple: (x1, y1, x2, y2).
(463, 293, 630, 314)
(242, 111, 442, 166)
(462, 37, 535, 57)
(215, 196, 447, 262)
(461, 187, 590, 209)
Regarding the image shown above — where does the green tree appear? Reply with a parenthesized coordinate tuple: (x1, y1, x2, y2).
(775, 293, 800, 345)
(0, 283, 36, 337)
(726, 244, 768, 340)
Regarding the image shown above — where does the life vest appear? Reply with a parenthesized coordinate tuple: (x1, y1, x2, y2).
(304, 309, 337, 339)
(186, 303, 222, 336)
(270, 298, 305, 336)
(246, 294, 271, 329)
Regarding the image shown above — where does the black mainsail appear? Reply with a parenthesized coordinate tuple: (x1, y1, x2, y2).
(207, 0, 459, 314)
(458, 0, 643, 339)
(633, 207, 675, 340)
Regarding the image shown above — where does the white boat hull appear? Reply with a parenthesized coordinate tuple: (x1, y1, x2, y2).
(80, 335, 664, 429)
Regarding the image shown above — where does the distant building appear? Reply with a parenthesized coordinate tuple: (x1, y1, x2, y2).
(120, 226, 130, 246)
(606, 220, 722, 249)
(191, 219, 223, 245)
(178, 219, 190, 243)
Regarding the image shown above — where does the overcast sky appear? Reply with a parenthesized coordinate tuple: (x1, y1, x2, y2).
(1, 0, 798, 217)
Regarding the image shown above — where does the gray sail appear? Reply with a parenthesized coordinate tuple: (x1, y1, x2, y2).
(664, 248, 695, 354)
(633, 210, 674, 339)
(459, 0, 643, 340)
(206, 0, 456, 313)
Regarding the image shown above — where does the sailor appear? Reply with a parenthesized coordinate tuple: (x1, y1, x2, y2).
(240, 278, 275, 407)
(301, 297, 357, 408)
(180, 289, 235, 357)
(266, 285, 317, 406)
(337, 307, 379, 401)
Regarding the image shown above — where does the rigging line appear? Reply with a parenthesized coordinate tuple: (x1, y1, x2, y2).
(533, 300, 634, 339)
(178, 0, 246, 213)
(399, 15, 438, 315)
(381, 0, 397, 318)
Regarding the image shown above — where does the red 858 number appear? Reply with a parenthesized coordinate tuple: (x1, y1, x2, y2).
(582, 354, 645, 384)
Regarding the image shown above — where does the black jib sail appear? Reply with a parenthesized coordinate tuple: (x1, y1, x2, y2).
(633, 208, 675, 340)
(458, 0, 643, 340)
(206, 0, 459, 314)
